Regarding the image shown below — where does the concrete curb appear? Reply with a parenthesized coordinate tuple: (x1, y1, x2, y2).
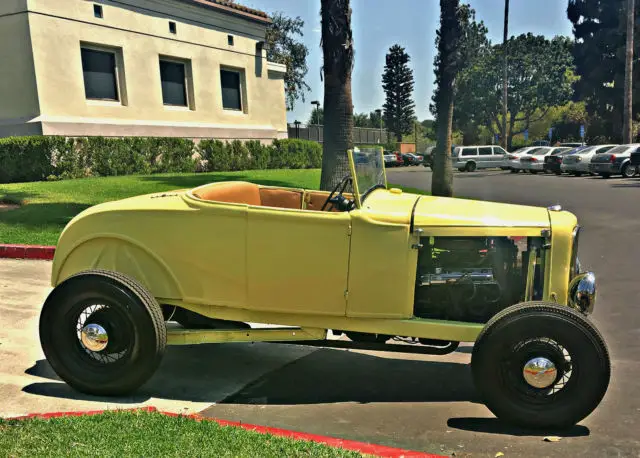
(0, 244, 55, 260)
(5, 407, 444, 457)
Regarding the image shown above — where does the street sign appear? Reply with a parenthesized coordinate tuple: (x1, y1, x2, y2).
(580, 125, 585, 139)
(524, 129, 529, 141)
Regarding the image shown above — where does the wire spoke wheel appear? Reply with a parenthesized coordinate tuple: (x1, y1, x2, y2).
(39, 270, 166, 396)
(472, 302, 610, 429)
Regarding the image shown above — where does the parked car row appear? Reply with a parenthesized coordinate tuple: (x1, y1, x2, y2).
(508, 144, 640, 178)
(383, 151, 424, 167)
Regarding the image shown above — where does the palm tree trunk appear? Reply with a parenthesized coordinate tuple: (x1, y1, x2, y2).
(623, 0, 635, 144)
(432, 90, 454, 197)
(502, 0, 509, 151)
(431, 0, 459, 197)
(319, 0, 354, 191)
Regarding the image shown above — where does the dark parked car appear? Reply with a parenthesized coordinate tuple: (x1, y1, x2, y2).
(589, 144, 640, 178)
(543, 146, 588, 175)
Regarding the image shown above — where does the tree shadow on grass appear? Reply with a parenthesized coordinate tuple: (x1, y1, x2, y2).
(0, 202, 90, 230)
(0, 190, 40, 205)
(140, 173, 319, 190)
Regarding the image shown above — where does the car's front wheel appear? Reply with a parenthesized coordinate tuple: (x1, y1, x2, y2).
(471, 302, 610, 429)
(39, 270, 166, 396)
(465, 162, 477, 172)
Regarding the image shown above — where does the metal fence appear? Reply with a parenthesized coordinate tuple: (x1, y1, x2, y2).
(287, 123, 394, 145)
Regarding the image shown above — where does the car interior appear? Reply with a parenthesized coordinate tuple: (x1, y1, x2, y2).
(190, 181, 350, 212)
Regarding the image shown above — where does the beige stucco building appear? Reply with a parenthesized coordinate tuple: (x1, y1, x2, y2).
(0, 0, 287, 140)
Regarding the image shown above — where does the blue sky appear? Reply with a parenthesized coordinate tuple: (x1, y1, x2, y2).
(242, 0, 574, 123)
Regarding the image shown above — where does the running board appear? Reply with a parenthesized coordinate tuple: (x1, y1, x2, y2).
(166, 327, 326, 345)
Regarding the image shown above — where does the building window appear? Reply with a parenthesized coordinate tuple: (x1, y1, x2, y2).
(228, 35, 234, 46)
(159, 59, 188, 107)
(220, 69, 242, 110)
(169, 21, 176, 34)
(81, 47, 119, 101)
(94, 4, 103, 19)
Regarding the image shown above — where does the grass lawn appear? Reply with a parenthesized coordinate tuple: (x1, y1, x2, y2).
(0, 169, 428, 246)
(0, 410, 362, 457)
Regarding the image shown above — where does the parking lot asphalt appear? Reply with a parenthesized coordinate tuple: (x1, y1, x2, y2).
(202, 168, 640, 457)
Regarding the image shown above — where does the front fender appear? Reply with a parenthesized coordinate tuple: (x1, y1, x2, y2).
(53, 236, 182, 300)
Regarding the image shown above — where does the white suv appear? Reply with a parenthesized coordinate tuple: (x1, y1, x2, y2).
(452, 145, 508, 172)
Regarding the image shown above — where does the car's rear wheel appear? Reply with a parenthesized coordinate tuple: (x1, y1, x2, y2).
(39, 270, 166, 396)
(465, 162, 477, 172)
(621, 163, 636, 178)
(471, 302, 610, 429)
(573, 172, 582, 177)
(599, 173, 611, 178)
(510, 169, 518, 173)
(530, 170, 539, 174)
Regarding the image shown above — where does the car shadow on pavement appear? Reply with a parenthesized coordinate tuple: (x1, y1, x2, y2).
(220, 347, 479, 405)
(447, 417, 590, 438)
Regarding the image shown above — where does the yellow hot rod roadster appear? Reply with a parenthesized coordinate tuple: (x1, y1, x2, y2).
(39, 148, 609, 429)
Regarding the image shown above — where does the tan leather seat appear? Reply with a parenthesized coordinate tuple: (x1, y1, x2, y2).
(193, 182, 261, 205)
(193, 182, 302, 209)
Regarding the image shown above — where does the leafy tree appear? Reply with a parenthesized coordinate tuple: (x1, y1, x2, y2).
(432, 0, 463, 197)
(308, 107, 324, 125)
(382, 45, 416, 141)
(567, 0, 639, 143)
(369, 110, 385, 129)
(266, 12, 311, 111)
(452, 34, 575, 150)
(353, 112, 370, 127)
(319, 0, 355, 191)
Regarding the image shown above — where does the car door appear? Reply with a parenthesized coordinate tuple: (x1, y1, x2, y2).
(246, 205, 351, 316)
(477, 146, 493, 169)
(492, 146, 507, 167)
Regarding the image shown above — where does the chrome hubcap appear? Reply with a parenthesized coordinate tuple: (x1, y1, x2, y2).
(81, 323, 108, 352)
(522, 357, 557, 389)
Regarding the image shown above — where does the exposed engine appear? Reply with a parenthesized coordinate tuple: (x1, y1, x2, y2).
(414, 237, 528, 323)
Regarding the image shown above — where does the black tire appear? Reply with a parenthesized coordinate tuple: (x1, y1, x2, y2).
(465, 162, 477, 172)
(574, 172, 582, 177)
(555, 171, 562, 176)
(39, 270, 166, 396)
(621, 163, 636, 178)
(599, 173, 611, 178)
(510, 169, 519, 173)
(530, 170, 539, 174)
(458, 168, 466, 172)
(471, 302, 610, 429)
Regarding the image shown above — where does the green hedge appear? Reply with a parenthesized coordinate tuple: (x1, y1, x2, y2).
(0, 136, 322, 183)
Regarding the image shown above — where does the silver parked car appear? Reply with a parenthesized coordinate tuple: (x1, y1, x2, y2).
(589, 144, 640, 178)
(519, 147, 572, 173)
(560, 144, 618, 176)
(452, 145, 508, 172)
(502, 146, 540, 172)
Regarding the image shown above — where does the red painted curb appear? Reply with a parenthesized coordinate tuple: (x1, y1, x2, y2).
(5, 407, 444, 458)
(0, 244, 55, 260)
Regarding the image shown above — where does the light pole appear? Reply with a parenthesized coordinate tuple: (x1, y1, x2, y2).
(623, 0, 634, 144)
(375, 108, 382, 143)
(311, 100, 320, 142)
(293, 120, 301, 139)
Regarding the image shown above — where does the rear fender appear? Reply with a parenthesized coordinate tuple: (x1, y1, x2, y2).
(52, 237, 182, 300)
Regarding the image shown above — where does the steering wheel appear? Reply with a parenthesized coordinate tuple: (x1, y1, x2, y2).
(321, 175, 355, 212)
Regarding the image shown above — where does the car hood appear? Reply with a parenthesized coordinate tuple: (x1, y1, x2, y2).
(411, 195, 550, 230)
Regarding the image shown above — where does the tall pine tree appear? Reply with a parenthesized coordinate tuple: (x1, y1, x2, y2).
(382, 45, 416, 142)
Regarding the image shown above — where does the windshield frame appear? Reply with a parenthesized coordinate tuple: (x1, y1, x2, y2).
(347, 147, 388, 208)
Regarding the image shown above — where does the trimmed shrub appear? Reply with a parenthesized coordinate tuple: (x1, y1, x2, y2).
(0, 136, 61, 183)
(0, 135, 322, 183)
(245, 140, 270, 169)
(270, 139, 321, 169)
